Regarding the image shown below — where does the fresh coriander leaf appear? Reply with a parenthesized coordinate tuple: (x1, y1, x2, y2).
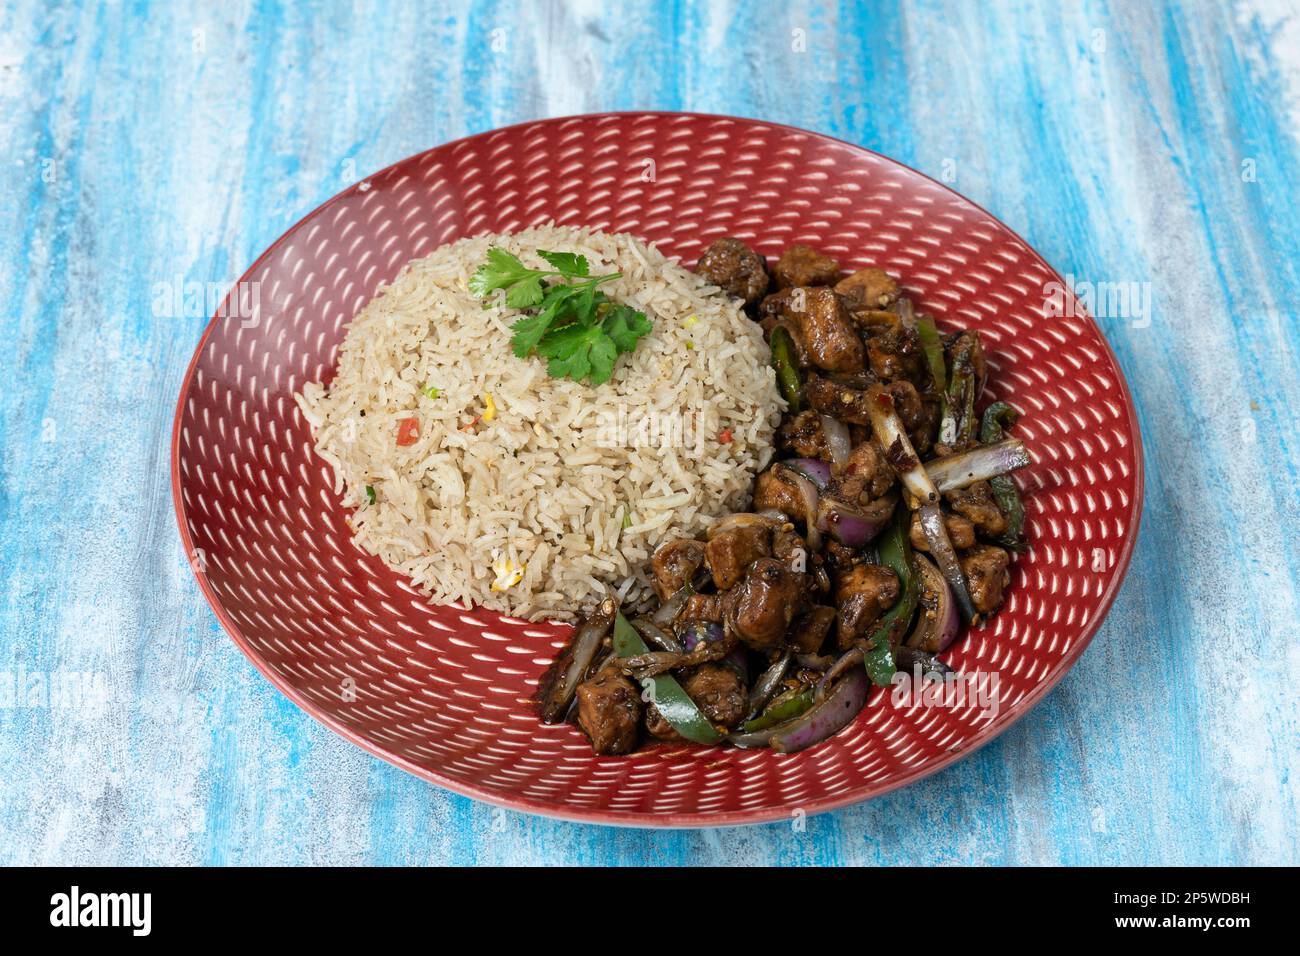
(602, 304, 653, 353)
(472, 246, 645, 387)
(538, 281, 581, 314)
(510, 311, 557, 357)
(585, 334, 619, 385)
(571, 284, 604, 327)
(536, 320, 599, 360)
(540, 325, 599, 381)
(469, 248, 535, 297)
(536, 322, 620, 384)
(510, 285, 581, 356)
(547, 346, 591, 382)
(537, 284, 582, 328)
(504, 274, 545, 310)
(537, 250, 589, 277)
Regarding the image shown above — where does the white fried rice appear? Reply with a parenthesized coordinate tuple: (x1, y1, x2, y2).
(296, 225, 783, 621)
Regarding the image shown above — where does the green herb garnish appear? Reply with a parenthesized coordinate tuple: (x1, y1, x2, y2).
(470, 248, 652, 386)
(364, 485, 376, 505)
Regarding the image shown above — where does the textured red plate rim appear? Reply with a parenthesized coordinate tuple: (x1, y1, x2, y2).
(171, 112, 1145, 828)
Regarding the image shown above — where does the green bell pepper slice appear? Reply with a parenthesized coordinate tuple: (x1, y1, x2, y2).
(612, 611, 722, 745)
(980, 402, 1027, 552)
(741, 686, 815, 733)
(861, 507, 919, 686)
(769, 326, 803, 413)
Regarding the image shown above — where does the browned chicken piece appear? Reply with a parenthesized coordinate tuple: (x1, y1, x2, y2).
(771, 287, 864, 373)
(946, 481, 1008, 537)
(806, 380, 920, 471)
(645, 702, 682, 741)
(728, 558, 803, 649)
(681, 591, 728, 624)
(777, 409, 830, 459)
(837, 440, 896, 500)
(909, 510, 977, 552)
(681, 663, 749, 727)
(771, 523, 807, 566)
(835, 267, 899, 311)
(695, 237, 770, 307)
(821, 540, 861, 574)
(881, 379, 924, 431)
(847, 310, 904, 337)
(576, 671, 643, 755)
(651, 537, 705, 601)
(788, 604, 837, 654)
(753, 465, 807, 520)
(960, 544, 1012, 615)
(772, 244, 840, 289)
(835, 563, 900, 646)
(910, 397, 941, 457)
(705, 522, 773, 591)
(867, 325, 923, 383)
(757, 288, 792, 319)
(804, 372, 873, 425)
(804, 371, 912, 429)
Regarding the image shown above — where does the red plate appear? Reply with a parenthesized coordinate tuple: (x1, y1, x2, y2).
(172, 113, 1143, 826)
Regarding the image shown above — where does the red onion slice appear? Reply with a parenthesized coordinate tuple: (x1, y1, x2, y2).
(745, 650, 792, 720)
(778, 463, 823, 550)
(814, 496, 890, 548)
(706, 512, 782, 540)
(783, 458, 832, 490)
(818, 414, 852, 467)
(632, 618, 682, 653)
(769, 668, 870, 753)
(651, 584, 692, 629)
(863, 386, 938, 507)
(917, 502, 976, 622)
(925, 439, 1031, 494)
(905, 555, 960, 652)
(815, 646, 865, 699)
(536, 598, 615, 723)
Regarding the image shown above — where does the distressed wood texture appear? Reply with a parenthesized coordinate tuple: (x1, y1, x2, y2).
(1, 0, 1297, 865)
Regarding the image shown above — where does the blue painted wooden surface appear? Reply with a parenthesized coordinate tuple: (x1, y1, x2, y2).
(1, 0, 1297, 865)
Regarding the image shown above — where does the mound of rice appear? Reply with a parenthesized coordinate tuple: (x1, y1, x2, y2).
(296, 225, 783, 621)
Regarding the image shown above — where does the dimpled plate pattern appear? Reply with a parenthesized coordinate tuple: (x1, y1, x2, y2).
(172, 113, 1143, 826)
